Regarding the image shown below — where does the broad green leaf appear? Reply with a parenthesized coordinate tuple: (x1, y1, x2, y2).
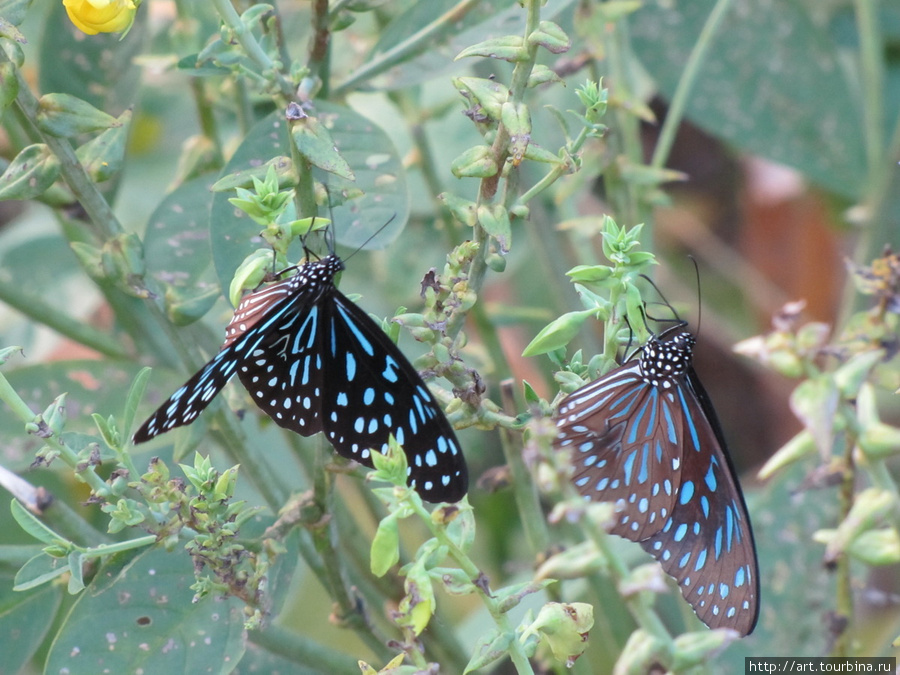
(0, 0, 31, 26)
(10, 500, 65, 547)
(142, 175, 220, 325)
(44, 547, 246, 675)
(36, 93, 120, 137)
(0, 583, 63, 673)
(630, 0, 865, 197)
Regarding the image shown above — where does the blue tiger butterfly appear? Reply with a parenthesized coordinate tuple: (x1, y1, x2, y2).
(133, 251, 468, 503)
(553, 321, 759, 635)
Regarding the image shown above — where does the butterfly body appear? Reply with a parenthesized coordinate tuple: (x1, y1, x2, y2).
(554, 327, 759, 635)
(134, 254, 468, 503)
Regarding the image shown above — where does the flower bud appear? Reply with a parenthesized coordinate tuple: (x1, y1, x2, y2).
(63, 0, 137, 36)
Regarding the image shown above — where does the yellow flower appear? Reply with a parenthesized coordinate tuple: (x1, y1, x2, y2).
(63, 0, 137, 35)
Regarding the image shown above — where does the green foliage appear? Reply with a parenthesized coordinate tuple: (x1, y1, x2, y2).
(0, 1, 898, 674)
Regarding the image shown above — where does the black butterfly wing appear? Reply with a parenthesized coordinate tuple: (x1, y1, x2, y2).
(132, 327, 276, 444)
(639, 370, 759, 635)
(554, 360, 685, 541)
(234, 284, 467, 503)
(321, 290, 467, 502)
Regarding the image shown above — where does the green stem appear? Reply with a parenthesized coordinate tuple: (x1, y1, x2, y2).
(308, 442, 394, 662)
(408, 498, 535, 675)
(831, 439, 857, 657)
(308, 0, 332, 97)
(0, 371, 111, 497)
(0, 277, 130, 359)
(211, 0, 294, 100)
(82, 534, 157, 558)
(499, 380, 551, 555)
(853, 0, 885, 182)
(650, 0, 734, 171)
(333, 0, 482, 96)
(248, 623, 362, 672)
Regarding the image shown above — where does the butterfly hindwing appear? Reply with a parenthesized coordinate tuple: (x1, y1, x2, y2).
(319, 291, 468, 502)
(639, 370, 759, 635)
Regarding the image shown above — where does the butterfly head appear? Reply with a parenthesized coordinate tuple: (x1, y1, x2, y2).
(639, 331, 695, 387)
(297, 253, 345, 286)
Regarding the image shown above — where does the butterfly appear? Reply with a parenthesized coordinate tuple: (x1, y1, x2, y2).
(553, 322, 759, 635)
(133, 252, 468, 503)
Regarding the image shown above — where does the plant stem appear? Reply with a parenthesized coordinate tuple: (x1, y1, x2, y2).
(248, 623, 362, 672)
(650, 0, 734, 171)
(333, 0, 483, 96)
(853, 0, 885, 184)
(499, 379, 551, 555)
(0, 276, 130, 359)
(409, 497, 536, 674)
(211, 0, 294, 100)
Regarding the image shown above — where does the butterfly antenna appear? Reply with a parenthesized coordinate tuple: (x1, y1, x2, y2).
(342, 214, 398, 263)
(638, 274, 686, 334)
(689, 254, 702, 336)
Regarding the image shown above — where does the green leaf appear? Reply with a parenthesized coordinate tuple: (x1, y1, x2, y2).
(10, 500, 66, 547)
(456, 35, 527, 62)
(44, 547, 246, 675)
(67, 550, 85, 594)
(477, 204, 511, 254)
(370, 513, 400, 577)
(211, 156, 296, 193)
(453, 76, 508, 120)
(630, 0, 865, 197)
(13, 552, 69, 591)
(290, 115, 355, 181)
(0, 584, 63, 674)
(0, 0, 32, 26)
(527, 20, 570, 53)
(35, 93, 121, 137)
(450, 145, 498, 178)
(522, 309, 596, 357)
(0, 144, 60, 201)
(0, 60, 18, 111)
(463, 630, 512, 673)
(789, 376, 839, 456)
(438, 192, 478, 227)
(142, 175, 219, 324)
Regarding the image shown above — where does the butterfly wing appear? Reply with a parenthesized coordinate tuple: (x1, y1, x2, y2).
(554, 360, 685, 541)
(320, 291, 466, 502)
(234, 284, 467, 503)
(640, 370, 759, 635)
(554, 334, 759, 636)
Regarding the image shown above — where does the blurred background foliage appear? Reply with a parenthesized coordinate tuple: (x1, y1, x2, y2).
(0, 0, 899, 673)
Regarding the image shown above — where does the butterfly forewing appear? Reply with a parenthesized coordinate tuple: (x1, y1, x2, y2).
(134, 254, 468, 503)
(553, 330, 759, 635)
